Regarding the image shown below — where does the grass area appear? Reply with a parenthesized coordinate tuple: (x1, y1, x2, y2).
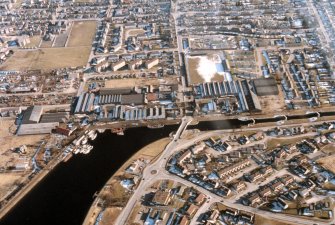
(138, 138, 171, 157)
(321, 143, 335, 154)
(187, 57, 204, 84)
(100, 208, 122, 225)
(187, 56, 225, 85)
(126, 29, 145, 38)
(126, 204, 142, 224)
(0, 47, 90, 71)
(104, 78, 161, 89)
(100, 181, 130, 207)
(67, 21, 97, 47)
(254, 214, 294, 225)
(40, 40, 53, 48)
(266, 137, 305, 150)
(112, 137, 170, 178)
(25, 36, 41, 48)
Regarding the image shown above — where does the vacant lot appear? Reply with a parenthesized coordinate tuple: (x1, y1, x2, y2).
(0, 47, 91, 71)
(67, 21, 97, 47)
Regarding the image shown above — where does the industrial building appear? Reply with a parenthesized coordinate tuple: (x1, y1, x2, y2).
(21, 106, 43, 124)
(194, 80, 262, 112)
(74, 93, 95, 114)
(17, 106, 68, 135)
(17, 123, 59, 136)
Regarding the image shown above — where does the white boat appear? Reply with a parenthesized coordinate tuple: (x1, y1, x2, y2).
(81, 137, 88, 145)
(88, 130, 97, 140)
(73, 148, 80, 154)
(82, 145, 93, 154)
(97, 129, 105, 133)
(90, 133, 97, 140)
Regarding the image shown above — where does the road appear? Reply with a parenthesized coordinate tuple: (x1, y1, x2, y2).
(114, 117, 335, 225)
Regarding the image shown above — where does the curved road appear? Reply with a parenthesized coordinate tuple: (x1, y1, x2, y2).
(114, 117, 335, 225)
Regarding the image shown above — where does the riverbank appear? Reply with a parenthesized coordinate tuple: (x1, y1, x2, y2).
(82, 137, 171, 225)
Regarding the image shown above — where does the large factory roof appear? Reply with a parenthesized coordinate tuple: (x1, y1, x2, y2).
(17, 122, 59, 136)
(21, 106, 43, 124)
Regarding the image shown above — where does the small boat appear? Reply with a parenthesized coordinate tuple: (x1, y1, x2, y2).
(97, 129, 105, 133)
(88, 130, 97, 140)
(112, 127, 124, 135)
(90, 133, 97, 140)
(73, 148, 80, 154)
(82, 145, 93, 154)
(238, 117, 250, 121)
(81, 137, 88, 145)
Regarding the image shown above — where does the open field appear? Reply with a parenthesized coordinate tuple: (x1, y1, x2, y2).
(126, 29, 145, 38)
(187, 56, 225, 85)
(0, 174, 23, 201)
(100, 208, 122, 225)
(254, 214, 294, 225)
(0, 47, 91, 71)
(67, 21, 97, 47)
(187, 57, 205, 84)
(266, 137, 306, 150)
(320, 143, 335, 154)
(259, 90, 286, 113)
(0, 119, 46, 202)
(40, 40, 53, 48)
(0, 119, 46, 153)
(317, 155, 335, 174)
(113, 137, 170, 177)
(104, 77, 178, 89)
(54, 32, 70, 47)
(24, 36, 41, 48)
